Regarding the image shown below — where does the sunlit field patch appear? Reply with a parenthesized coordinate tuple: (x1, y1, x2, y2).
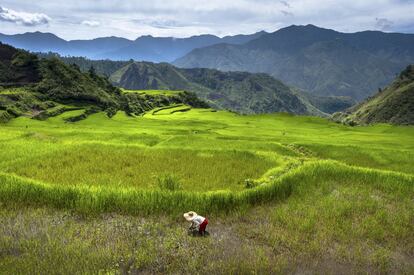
(4, 144, 276, 191)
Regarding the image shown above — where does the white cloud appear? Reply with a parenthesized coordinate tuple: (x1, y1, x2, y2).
(81, 20, 100, 27)
(0, 0, 413, 39)
(0, 6, 50, 26)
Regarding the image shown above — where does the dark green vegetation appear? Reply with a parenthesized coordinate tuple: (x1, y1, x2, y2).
(174, 24, 414, 100)
(0, 31, 265, 61)
(333, 65, 414, 125)
(0, 108, 413, 273)
(0, 44, 40, 86)
(0, 43, 208, 122)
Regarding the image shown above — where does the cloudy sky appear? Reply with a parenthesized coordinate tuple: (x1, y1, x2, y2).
(0, 0, 413, 40)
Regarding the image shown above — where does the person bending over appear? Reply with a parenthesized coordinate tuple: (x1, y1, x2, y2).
(183, 211, 208, 236)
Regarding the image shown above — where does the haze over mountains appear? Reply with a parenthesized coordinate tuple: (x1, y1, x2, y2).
(175, 25, 414, 101)
(0, 31, 266, 62)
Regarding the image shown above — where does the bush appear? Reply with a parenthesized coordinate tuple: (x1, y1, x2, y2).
(106, 107, 117, 118)
(156, 174, 182, 191)
(0, 110, 12, 123)
(6, 106, 22, 117)
(347, 120, 357, 127)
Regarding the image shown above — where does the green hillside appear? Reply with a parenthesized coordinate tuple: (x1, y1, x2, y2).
(333, 65, 414, 125)
(109, 61, 354, 115)
(0, 43, 208, 122)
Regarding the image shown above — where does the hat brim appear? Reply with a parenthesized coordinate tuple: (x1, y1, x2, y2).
(183, 211, 197, 221)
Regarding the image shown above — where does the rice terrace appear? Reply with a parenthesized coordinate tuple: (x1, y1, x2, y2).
(1, 92, 413, 273)
(1, 1, 414, 274)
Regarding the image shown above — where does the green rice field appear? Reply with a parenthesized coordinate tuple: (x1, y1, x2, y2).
(0, 105, 413, 273)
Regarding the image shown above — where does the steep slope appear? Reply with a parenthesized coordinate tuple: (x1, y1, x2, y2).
(174, 25, 414, 100)
(0, 31, 266, 62)
(0, 42, 121, 121)
(332, 65, 414, 125)
(110, 61, 334, 115)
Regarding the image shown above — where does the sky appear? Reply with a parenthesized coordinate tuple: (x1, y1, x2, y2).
(0, 0, 413, 40)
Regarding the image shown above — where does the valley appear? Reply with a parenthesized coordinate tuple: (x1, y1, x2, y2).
(0, 14, 413, 274)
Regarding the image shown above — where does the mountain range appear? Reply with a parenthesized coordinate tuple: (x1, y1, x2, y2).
(174, 24, 414, 101)
(0, 31, 265, 62)
(2, 42, 412, 125)
(2, 24, 413, 107)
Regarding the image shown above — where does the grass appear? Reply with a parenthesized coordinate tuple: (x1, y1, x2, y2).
(0, 107, 413, 273)
(0, 160, 412, 216)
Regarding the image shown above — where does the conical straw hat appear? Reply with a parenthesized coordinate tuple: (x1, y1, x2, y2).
(183, 211, 197, 221)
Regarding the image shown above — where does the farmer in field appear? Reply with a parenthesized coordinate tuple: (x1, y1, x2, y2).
(183, 211, 209, 236)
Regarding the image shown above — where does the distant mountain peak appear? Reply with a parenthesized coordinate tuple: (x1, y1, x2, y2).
(274, 24, 338, 35)
(22, 31, 61, 37)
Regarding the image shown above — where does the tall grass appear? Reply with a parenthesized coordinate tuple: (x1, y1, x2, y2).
(1, 160, 412, 216)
